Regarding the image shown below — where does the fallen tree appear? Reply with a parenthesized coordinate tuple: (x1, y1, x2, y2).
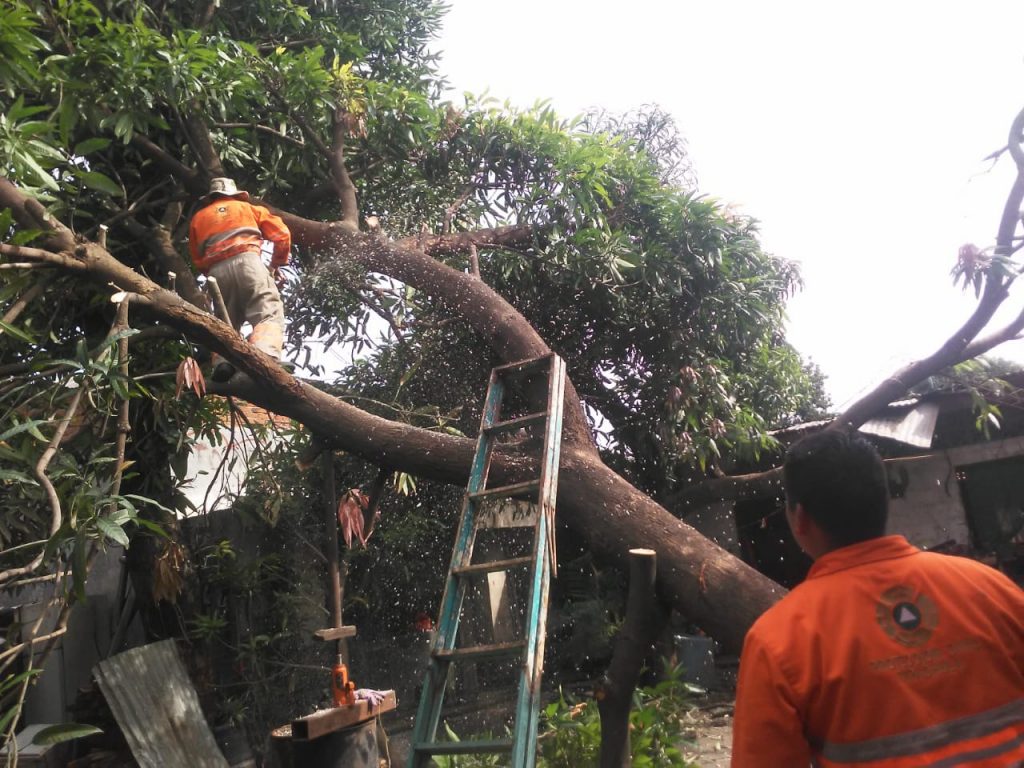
(1, 0, 1023, 661)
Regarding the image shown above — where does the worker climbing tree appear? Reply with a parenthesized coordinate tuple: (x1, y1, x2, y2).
(188, 177, 291, 382)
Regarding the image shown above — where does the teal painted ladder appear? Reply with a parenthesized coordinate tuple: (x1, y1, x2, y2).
(409, 353, 566, 768)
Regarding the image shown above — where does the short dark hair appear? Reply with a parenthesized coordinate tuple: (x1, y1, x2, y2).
(783, 429, 889, 547)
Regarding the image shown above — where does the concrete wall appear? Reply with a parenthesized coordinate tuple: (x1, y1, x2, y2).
(874, 435, 1024, 550)
(0, 545, 144, 726)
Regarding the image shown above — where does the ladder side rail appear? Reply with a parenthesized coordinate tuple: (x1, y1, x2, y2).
(410, 372, 506, 764)
(511, 355, 566, 766)
(522, 356, 566, 762)
(539, 357, 566, 576)
(524, 542, 553, 766)
(509, 500, 550, 768)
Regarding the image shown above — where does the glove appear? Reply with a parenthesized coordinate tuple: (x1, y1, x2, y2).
(355, 688, 391, 707)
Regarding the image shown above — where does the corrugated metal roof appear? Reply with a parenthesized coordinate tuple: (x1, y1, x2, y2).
(771, 398, 939, 448)
(859, 401, 940, 448)
(94, 639, 229, 768)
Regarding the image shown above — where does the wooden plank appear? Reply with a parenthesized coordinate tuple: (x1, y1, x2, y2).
(492, 354, 553, 378)
(483, 411, 546, 435)
(452, 556, 533, 576)
(94, 639, 229, 768)
(468, 480, 539, 502)
(312, 625, 357, 641)
(290, 691, 396, 741)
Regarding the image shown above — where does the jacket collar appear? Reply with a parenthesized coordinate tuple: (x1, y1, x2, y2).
(807, 535, 920, 580)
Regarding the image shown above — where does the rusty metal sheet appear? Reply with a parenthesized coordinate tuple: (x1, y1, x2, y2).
(94, 639, 228, 768)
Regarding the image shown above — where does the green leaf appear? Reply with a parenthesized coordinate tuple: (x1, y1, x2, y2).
(0, 419, 48, 443)
(0, 469, 36, 484)
(0, 319, 35, 343)
(96, 517, 129, 547)
(78, 171, 122, 197)
(32, 723, 103, 746)
(72, 137, 111, 156)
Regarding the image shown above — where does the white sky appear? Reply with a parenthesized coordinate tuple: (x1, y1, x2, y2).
(434, 1, 1024, 407)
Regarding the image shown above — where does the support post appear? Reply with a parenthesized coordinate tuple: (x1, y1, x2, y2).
(596, 548, 669, 768)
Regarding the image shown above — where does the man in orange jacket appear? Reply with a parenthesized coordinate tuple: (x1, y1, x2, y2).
(731, 430, 1023, 767)
(188, 178, 291, 381)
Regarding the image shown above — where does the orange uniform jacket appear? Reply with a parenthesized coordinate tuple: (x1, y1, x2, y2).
(188, 197, 291, 273)
(732, 536, 1024, 767)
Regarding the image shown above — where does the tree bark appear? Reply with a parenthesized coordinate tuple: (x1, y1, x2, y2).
(597, 548, 669, 768)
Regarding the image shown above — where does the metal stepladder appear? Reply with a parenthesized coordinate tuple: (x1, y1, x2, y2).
(409, 353, 567, 768)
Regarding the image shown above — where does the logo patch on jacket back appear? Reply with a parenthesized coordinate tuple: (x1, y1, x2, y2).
(875, 585, 938, 647)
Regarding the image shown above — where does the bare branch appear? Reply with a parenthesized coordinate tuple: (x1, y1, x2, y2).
(0, 177, 75, 250)
(329, 107, 360, 228)
(0, 244, 62, 263)
(182, 111, 225, 178)
(0, 261, 53, 270)
(0, 386, 85, 586)
(1, 274, 53, 334)
(396, 224, 538, 257)
(128, 135, 201, 192)
(442, 183, 476, 234)
(214, 122, 306, 149)
(833, 107, 1024, 430)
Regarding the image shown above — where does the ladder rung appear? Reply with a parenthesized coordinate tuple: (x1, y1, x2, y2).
(414, 738, 513, 756)
(469, 480, 539, 502)
(434, 640, 526, 662)
(492, 355, 553, 378)
(484, 411, 547, 435)
(453, 556, 534, 576)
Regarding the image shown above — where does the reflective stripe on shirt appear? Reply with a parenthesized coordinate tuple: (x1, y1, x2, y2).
(819, 699, 1024, 764)
(198, 226, 262, 257)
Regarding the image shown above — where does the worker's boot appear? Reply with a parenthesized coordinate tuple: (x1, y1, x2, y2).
(208, 353, 236, 382)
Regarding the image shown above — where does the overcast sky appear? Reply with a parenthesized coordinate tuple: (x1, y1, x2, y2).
(434, 1, 1024, 407)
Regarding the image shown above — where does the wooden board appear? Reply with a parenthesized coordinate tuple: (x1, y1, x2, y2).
(290, 691, 397, 741)
(313, 625, 357, 641)
(94, 639, 228, 768)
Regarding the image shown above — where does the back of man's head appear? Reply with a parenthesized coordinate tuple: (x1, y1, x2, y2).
(783, 429, 889, 548)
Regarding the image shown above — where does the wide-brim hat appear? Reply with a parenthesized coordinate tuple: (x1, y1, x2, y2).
(204, 177, 250, 201)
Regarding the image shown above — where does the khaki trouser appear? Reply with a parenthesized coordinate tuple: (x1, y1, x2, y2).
(207, 251, 285, 358)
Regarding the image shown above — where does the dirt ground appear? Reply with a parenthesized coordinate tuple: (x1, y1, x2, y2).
(680, 699, 734, 768)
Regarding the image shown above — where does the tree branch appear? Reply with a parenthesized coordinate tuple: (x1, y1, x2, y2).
(396, 224, 538, 257)
(329, 107, 360, 228)
(128, 135, 202, 193)
(1, 275, 54, 330)
(214, 122, 307, 149)
(182, 111, 225, 178)
(0, 386, 85, 586)
(275, 213, 596, 449)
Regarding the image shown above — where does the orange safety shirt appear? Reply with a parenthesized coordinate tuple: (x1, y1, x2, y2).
(731, 535, 1024, 768)
(188, 197, 291, 273)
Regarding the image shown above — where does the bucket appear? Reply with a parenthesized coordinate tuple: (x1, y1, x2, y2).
(270, 719, 378, 768)
(674, 634, 717, 689)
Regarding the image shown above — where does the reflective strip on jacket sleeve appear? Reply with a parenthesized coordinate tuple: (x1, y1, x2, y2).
(814, 699, 1024, 768)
